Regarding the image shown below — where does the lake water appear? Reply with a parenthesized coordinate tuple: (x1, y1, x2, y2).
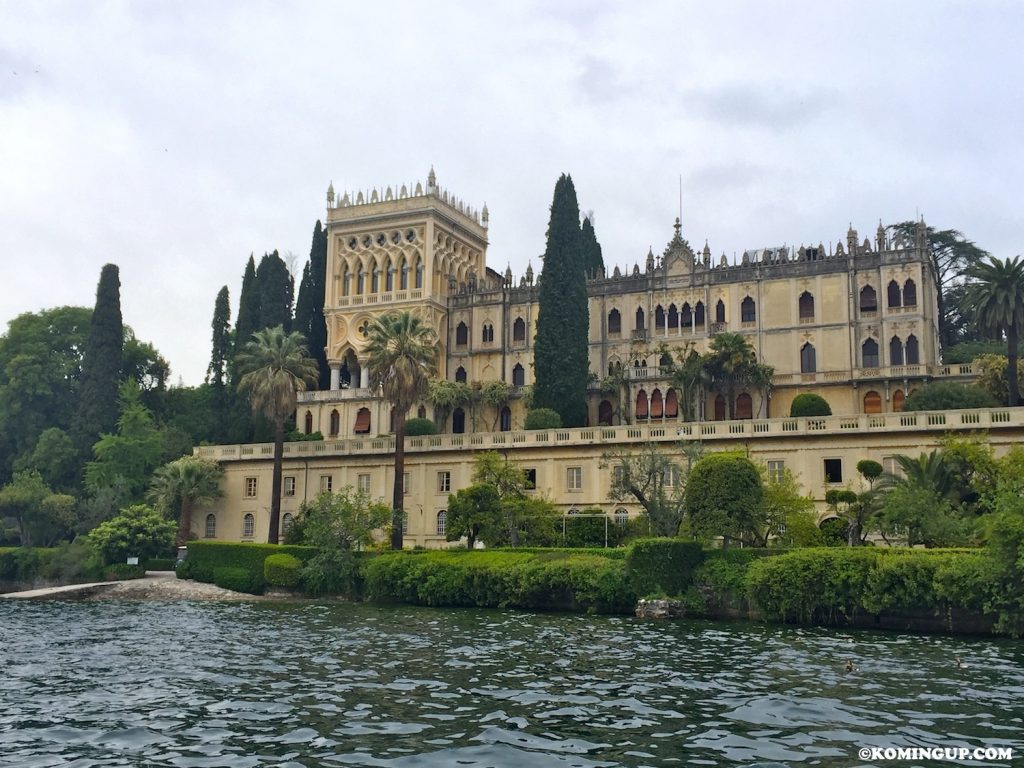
(1, 600, 1022, 767)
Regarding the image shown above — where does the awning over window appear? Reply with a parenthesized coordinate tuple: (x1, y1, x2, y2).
(650, 390, 663, 418)
(635, 390, 649, 418)
(354, 408, 371, 434)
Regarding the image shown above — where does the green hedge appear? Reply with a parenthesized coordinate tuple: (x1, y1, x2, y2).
(104, 563, 146, 580)
(264, 553, 302, 587)
(1, 544, 104, 586)
(625, 539, 704, 597)
(362, 550, 635, 613)
(177, 541, 315, 587)
(143, 558, 176, 571)
(213, 566, 263, 594)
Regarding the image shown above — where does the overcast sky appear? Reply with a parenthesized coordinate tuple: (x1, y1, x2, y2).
(2, 1, 1022, 386)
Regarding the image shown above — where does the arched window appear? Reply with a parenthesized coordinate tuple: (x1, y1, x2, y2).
(342, 267, 350, 296)
(500, 407, 512, 431)
(608, 308, 621, 335)
(715, 299, 726, 323)
(399, 257, 409, 290)
(304, 411, 313, 434)
(799, 291, 815, 320)
(436, 510, 447, 536)
(650, 389, 664, 418)
(741, 296, 756, 323)
(455, 322, 468, 347)
(455, 366, 467, 383)
(357, 267, 365, 294)
(887, 280, 901, 308)
(659, 353, 672, 368)
(614, 508, 629, 526)
(415, 259, 423, 289)
(905, 334, 919, 364)
(385, 261, 394, 292)
(714, 394, 726, 421)
(417, 404, 427, 419)
(800, 343, 816, 373)
(655, 305, 666, 330)
(893, 389, 906, 412)
(354, 407, 371, 434)
(204, 513, 216, 539)
(668, 304, 678, 329)
(598, 400, 613, 425)
(452, 408, 466, 434)
(860, 285, 877, 312)
(890, 336, 904, 366)
(863, 390, 882, 414)
(512, 363, 525, 387)
(903, 279, 917, 307)
(680, 302, 692, 329)
(695, 301, 705, 326)
(735, 393, 753, 420)
(329, 409, 340, 436)
(635, 389, 649, 419)
(862, 338, 880, 367)
(665, 389, 679, 418)
(242, 513, 255, 538)
(513, 317, 526, 342)
(282, 513, 294, 536)
(482, 324, 494, 343)
(635, 307, 645, 330)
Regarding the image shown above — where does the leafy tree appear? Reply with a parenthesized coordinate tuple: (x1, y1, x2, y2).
(599, 365, 630, 424)
(938, 434, 998, 510)
(0, 471, 75, 547)
(73, 264, 124, 457)
(669, 347, 709, 422)
(961, 255, 1024, 405)
(14, 427, 78, 493)
(944, 339, 1022, 364)
(427, 379, 470, 432)
(472, 451, 530, 498)
(446, 482, 501, 549)
(363, 311, 438, 549)
(856, 460, 883, 487)
(236, 326, 319, 543)
(147, 456, 224, 547)
(533, 174, 588, 427)
(876, 484, 969, 548)
(235, 255, 260, 353)
(972, 353, 1024, 406)
(256, 250, 294, 333)
(294, 221, 329, 389)
(87, 504, 176, 564)
(605, 442, 701, 537)
(524, 408, 562, 430)
(122, 331, 170, 412)
(824, 488, 874, 546)
(581, 214, 604, 277)
(468, 452, 557, 546)
(761, 466, 818, 546)
(75, 479, 132, 536)
(684, 452, 765, 546)
(481, 380, 513, 431)
(902, 380, 998, 411)
(790, 393, 831, 417)
(84, 383, 164, 501)
(889, 221, 989, 347)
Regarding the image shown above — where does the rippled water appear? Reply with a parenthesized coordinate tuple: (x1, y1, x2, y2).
(1, 601, 1022, 767)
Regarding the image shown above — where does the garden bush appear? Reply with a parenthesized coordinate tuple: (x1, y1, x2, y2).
(179, 540, 315, 586)
(523, 408, 562, 430)
(625, 539, 704, 597)
(903, 381, 998, 411)
(142, 558, 176, 571)
(264, 553, 302, 588)
(104, 563, 146, 580)
(404, 417, 438, 436)
(790, 393, 832, 417)
(213, 566, 264, 594)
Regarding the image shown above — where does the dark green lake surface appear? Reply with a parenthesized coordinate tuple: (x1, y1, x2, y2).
(1, 601, 1022, 767)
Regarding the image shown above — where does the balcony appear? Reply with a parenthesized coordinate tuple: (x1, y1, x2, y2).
(631, 328, 649, 341)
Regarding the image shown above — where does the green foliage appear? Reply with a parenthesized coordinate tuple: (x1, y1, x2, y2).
(206, 285, 232, 389)
(580, 215, 604, 277)
(560, 511, 642, 548)
(298, 488, 392, 551)
(789, 393, 832, 417)
(362, 550, 635, 614)
(972, 353, 1024, 407)
(404, 417, 437, 436)
(256, 250, 294, 333)
(533, 174, 589, 427)
(427, 379, 469, 431)
(147, 455, 224, 547)
(605, 443, 696, 537)
(818, 517, 849, 547)
(903, 381, 998, 411)
(179, 540, 315, 587)
(945, 340, 1019, 364)
(234, 256, 260, 363)
(446, 483, 501, 549)
(264, 553, 302, 587)
(702, 332, 774, 419)
(684, 453, 765, 546)
(524, 408, 562, 430)
(857, 460, 883, 484)
(0, 470, 76, 547)
(87, 504, 175, 564)
(84, 382, 164, 500)
(984, 496, 1024, 635)
(15, 428, 78, 493)
(213, 565, 264, 594)
(104, 562, 146, 580)
(961, 255, 1024, 405)
(142, 557, 176, 571)
(293, 221, 329, 389)
(625, 539, 704, 597)
(73, 264, 124, 455)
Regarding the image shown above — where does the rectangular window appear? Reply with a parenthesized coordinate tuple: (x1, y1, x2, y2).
(767, 460, 785, 484)
(403, 472, 410, 495)
(358, 473, 371, 493)
(244, 477, 257, 498)
(438, 471, 451, 493)
(283, 476, 296, 497)
(524, 468, 537, 490)
(567, 466, 582, 491)
(882, 456, 902, 479)
(320, 474, 333, 493)
(662, 466, 681, 487)
(824, 459, 843, 484)
(612, 465, 626, 485)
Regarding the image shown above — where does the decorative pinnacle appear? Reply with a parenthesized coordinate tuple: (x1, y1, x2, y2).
(327, 180, 335, 205)
(427, 166, 437, 189)
(673, 217, 681, 237)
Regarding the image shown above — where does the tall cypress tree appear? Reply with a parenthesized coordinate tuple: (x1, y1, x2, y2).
(533, 174, 589, 426)
(235, 255, 260, 354)
(206, 286, 231, 388)
(257, 250, 293, 332)
(294, 220, 329, 388)
(73, 263, 124, 455)
(581, 215, 605, 278)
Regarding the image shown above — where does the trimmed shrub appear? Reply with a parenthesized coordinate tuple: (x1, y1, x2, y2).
(790, 393, 832, 417)
(213, 566, 263, 594)
(625, 539, 704, 597)
(264, 553, 302, 587)
(404, 417, 438, 436)
(903, 381, 998, 411)
(179, 541, 315, 586)
(104, 563, 146, 580)
(142, 558, 176, 571)
(524, 408, 562, 430)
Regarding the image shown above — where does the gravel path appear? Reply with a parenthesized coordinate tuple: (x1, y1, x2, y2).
(88, 571, 266, 601)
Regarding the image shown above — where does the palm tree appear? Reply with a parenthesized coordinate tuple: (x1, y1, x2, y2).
(148, 456, 224, 547)
(703, 332, 761, 419)
(961, 255, 1024, 406)
(364, 311, 439, 549)
(236, 326, 319, 543)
